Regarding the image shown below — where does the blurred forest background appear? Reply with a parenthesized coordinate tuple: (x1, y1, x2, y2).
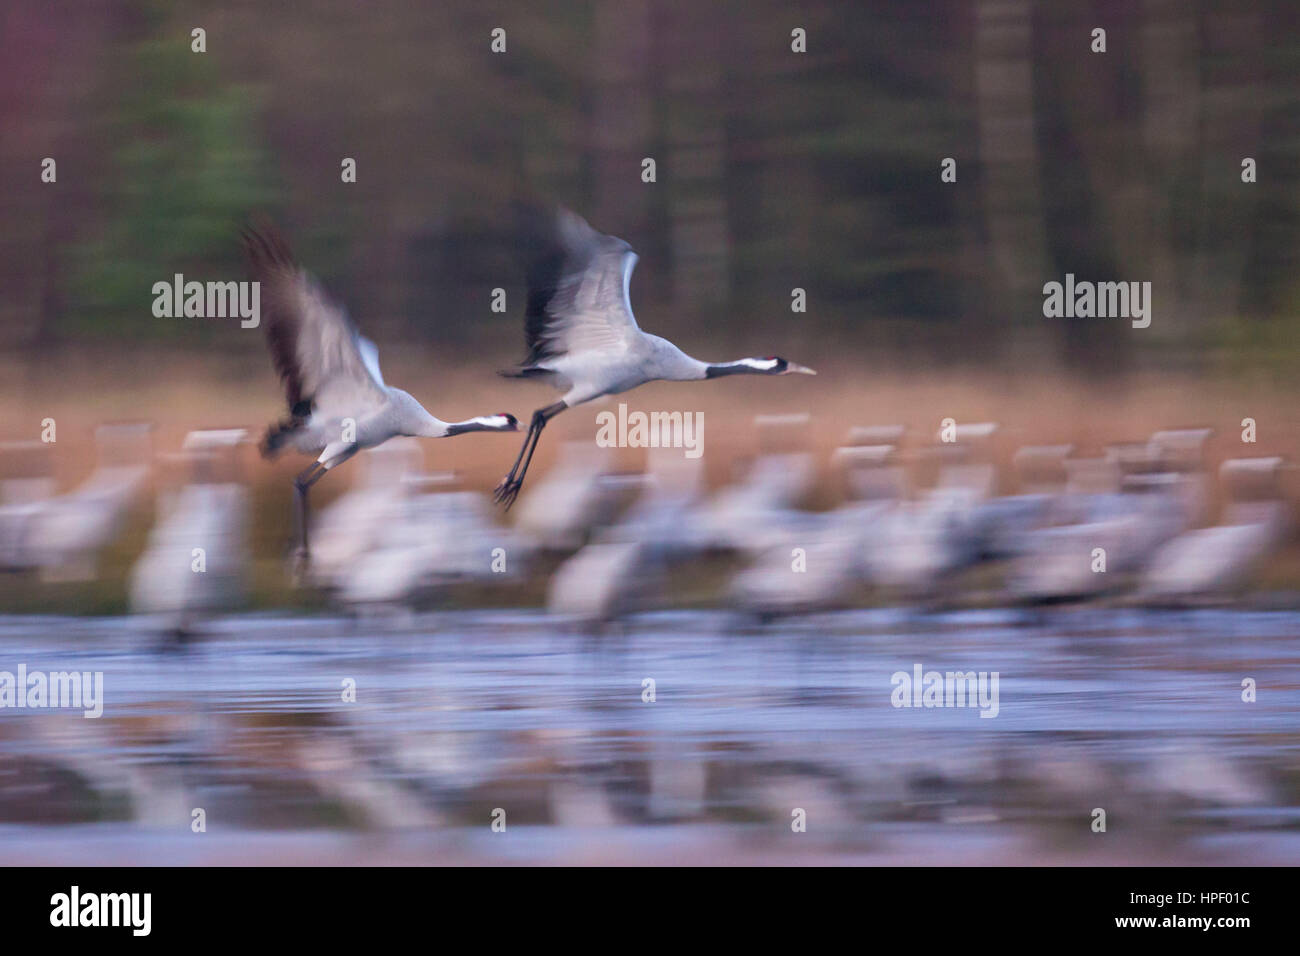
(2, 0, 1297, 380)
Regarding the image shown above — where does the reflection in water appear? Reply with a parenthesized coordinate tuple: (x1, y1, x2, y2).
(1, 609, 1297, 864)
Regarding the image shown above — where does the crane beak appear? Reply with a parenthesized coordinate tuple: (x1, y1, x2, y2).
(784, 362, 817, 375)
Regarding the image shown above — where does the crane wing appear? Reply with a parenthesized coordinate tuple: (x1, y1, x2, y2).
(522, 207, 642, 364)
(242, 223, 388, 419)
(357, 335, 386, 387)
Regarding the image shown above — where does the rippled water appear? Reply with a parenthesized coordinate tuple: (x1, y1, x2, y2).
(1, 608, 1297, 864)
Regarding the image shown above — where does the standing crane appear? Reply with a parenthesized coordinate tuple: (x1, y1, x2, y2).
(243, 224, 519, 566)
(494, 206, 815, 508)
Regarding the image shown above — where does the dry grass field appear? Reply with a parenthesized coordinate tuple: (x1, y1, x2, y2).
(3, 345, 1299, 613)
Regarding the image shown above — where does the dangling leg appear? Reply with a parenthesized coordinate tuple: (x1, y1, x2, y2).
(293, 461, 326, 561)
(292, 444, 359, 576)
(493, 417, 543, 509)
(496, 421, 540, 494)
(494, 401, 566, 510)
(511, 413, 552, 495)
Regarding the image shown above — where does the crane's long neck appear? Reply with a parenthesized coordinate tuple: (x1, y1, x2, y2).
(649, 340, 811, 381)
(704, 357, 785, 378)
(442, 414, 517, 436)
(403, 399, 452, 438)
(412, 412, 515, 438)
(393, 389, 515, 438)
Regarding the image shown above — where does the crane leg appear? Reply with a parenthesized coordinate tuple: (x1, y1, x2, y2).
(293, 461, 327, 561)
(494, 401, 566, 510)
(292, 444, 360, 574)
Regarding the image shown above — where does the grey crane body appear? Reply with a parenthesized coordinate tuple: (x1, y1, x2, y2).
(243, 224, 518, 568)
(496, 208, 814, 508)
(280, 387, 512, 464)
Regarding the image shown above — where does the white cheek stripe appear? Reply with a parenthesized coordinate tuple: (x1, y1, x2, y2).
(740, 358, 778, 371)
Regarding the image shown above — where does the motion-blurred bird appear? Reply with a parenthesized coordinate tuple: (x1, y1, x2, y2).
(494, 206, 816, 509)
(242, 223, 519, 566)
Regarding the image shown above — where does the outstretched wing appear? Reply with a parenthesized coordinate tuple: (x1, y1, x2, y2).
(520, 206, 641, 364)
(242, 223, 388, 418)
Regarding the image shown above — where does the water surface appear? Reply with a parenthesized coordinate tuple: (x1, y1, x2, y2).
(1, 608, 1296, 864)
